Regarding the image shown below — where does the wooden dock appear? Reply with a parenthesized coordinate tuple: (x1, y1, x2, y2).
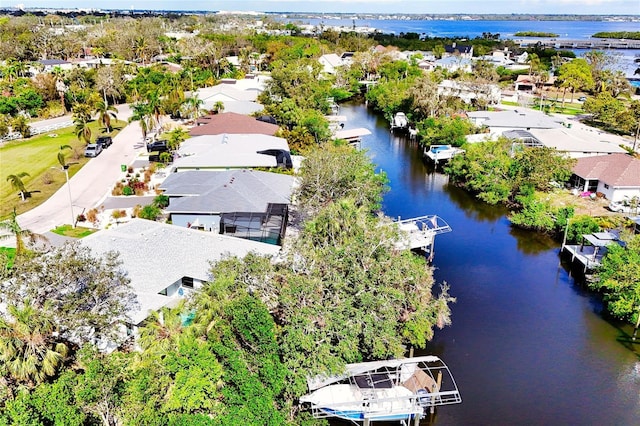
(394, 215, 452, 260)
(561, 231, 622, 272)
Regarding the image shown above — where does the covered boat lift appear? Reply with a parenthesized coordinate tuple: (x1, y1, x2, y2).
(300, 356, 462, 425)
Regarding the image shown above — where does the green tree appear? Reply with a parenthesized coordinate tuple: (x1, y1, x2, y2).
(0, 301, 68, 386)
(0, 208, 47, 256)
(295, 144, 388, 217)
(73, 104, 92, 144)
(10, 115, 31, 138)
(0, 242, 136, 345)
(6, 172, 30, 202)
(94, 100, 118, 133)
(557, 58, 594, 105)
(591, 235, 640, 325)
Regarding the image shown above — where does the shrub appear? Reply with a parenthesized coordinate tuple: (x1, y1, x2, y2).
(86, 208, 99, 224)
(127, 166, 134, 174)
(153, 194, 169, 208)
(111, 209, 127, 219)
(138, 204, 160, 221)
(122, 186, 134, 196)
(112, 182, 124, 196)
(132, 205, 142, 218)
(41, 171, 54, 185)
(76, 213, 86, 222)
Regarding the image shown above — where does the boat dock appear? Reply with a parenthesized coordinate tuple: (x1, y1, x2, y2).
(561, 231, 623, 272)
(394, 215, 452, 260)
(424, 145, 465, 164)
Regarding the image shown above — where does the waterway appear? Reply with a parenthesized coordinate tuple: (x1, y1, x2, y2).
(340, 100, 640, 425)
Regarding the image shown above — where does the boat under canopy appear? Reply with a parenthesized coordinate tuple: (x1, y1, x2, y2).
(300, 356, 462, 424)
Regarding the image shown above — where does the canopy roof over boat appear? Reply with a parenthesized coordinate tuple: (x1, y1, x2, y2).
(307, 355, 441, 391)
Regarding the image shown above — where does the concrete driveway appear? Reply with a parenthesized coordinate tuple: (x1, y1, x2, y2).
(16, 105, 149, 234)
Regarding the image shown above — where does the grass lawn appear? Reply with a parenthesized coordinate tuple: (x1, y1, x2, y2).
(51, 224, 97, 238)
(0, 120, 125, 219)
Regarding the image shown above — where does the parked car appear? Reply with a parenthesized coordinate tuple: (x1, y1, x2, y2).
(96, 135, 112, 149)
(608, 201, 637, 213)
(147, 140, 169, 152)
(84, 143, 103, 158)
(578, 96, 587, 102)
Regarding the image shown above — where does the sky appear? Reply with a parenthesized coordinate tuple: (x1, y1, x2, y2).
(13, 0, 640, 15)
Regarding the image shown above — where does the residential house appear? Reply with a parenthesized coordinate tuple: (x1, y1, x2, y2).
(434, 56, 473, 73)
(319, 53, 345, 75)
(190, 112, 279, 137)
(570, 153, 640, 201)
(443, 43, 473, 59)
(160, 169, 294, 243)
(526, 128, 628, 158)
(37, 59, 73, 72)
(467, 109, 563, 135)
(195, 80, 265, 115)
(80, 219, 280, 347)
(171, 133, 291, 171)
(438, 79, 501, 105)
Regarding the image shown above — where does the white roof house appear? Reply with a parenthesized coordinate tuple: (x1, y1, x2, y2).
(438, 80, 501, 105)
(434, 57, 473, 73)
(467, 109, 564, 136)
(80, 219, 280, 325)
(318, 53, 345, 75)
(171, 134, 290, 171)
(527, 128, 628, 158)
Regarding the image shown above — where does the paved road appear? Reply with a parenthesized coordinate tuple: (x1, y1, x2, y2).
(16, 104, 148, 234)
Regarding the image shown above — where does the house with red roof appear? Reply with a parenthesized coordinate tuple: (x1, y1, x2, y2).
(189, 112, 279, 137)
(570, 153, 640, 202)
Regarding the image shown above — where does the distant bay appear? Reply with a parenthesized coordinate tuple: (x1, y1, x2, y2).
(283, 18, 640, 77)
(288, 18, 639, 40)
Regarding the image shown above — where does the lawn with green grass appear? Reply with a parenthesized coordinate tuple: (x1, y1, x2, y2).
(0, 120, 125, 219)
(51, 224, 97, 238)
(0, 247, 16, 268)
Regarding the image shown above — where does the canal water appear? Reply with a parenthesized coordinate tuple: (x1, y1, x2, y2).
(340, 101, 640, 425)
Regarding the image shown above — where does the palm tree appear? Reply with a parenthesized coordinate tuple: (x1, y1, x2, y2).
(0, 301, 68, 386)
(57, 144, 73, 168)
(94, 100, 118, 133)
(6, 172, 30, 201)
(73, 104, 93, 144)
(184, 95, 204, 120)
(212, 100, 225, 114)
(0, 208, 47, 256)
(129, 102, 152, 141)
(137, 302, 189, 360)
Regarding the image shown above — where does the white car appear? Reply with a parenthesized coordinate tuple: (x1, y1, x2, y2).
(608, 201, 636, 213)
(84, 143, 103, 158)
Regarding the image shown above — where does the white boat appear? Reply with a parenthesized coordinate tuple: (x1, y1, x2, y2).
(300, 356, 462, 423)
(424, 144, 465, 163)
(391, 112, 408, 130)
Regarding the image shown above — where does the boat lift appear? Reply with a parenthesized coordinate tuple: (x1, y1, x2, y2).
(300, 356, 462, 426)
(393, 215, 452, 260)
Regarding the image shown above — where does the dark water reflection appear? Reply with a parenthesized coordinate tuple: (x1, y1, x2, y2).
(338, 101, 640, 425)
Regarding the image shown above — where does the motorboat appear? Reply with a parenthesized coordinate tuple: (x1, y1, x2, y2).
(391, 112, 408, 130)
(300, 356, 461, 423)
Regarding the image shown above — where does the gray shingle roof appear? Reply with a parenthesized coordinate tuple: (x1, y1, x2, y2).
(161, 170, 294, 214)
(80, 219, 280, 324)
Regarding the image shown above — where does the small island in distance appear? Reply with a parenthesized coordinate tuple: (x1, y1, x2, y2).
(514, 31, 559, 37)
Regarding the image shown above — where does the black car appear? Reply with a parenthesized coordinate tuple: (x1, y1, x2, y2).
(96, 136, 113, 149)
(147, 140, 169, 152)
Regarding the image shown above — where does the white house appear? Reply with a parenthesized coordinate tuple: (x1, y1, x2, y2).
(318, 53, 345, 75)
(467, 109, 564, 136)
(80, 219, 280, 346)
(570, 154, 640, 201)
(438, 79, 501, 105)
(434, 56, 473, 73)
(171, 133, 291, 171)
